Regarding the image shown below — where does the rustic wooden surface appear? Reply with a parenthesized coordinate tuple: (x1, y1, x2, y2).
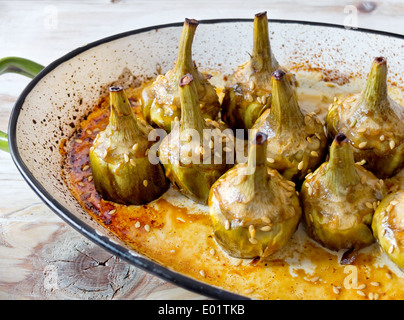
(0, 0, 403, 300)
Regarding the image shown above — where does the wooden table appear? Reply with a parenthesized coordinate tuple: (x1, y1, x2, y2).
(0, 0, 403, 300)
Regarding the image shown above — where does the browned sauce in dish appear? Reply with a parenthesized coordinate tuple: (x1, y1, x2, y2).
(61, 70, 404, 300)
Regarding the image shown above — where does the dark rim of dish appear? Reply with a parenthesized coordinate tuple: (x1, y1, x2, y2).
(7, 18, 404, 300)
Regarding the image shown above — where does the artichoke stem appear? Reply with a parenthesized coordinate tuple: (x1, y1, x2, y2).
(269, 69, 304, 133)
(179, 73, 205, 135)
(108, 87, 142, 139)
(243, 132, 269, 197)
(362, 56, 389, 113)
(324, 133, 360, 194)
(174, 19, 199, 79)
(252, 11, 278, 74)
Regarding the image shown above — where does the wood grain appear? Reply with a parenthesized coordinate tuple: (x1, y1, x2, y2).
(0, 0, 403, 300)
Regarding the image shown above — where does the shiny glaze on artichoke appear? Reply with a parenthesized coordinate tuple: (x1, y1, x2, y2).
(209, 131, 302, 260)
(252, 69, 327, 182)
(372, 190, 404, 269)
(89, 86, 169, 205)
(326, 57, 404, 179)
(141, 18, 220, 133)
(221, 12, 280, 131)
(159, 73, 233, 204)
(301, 133, 385, 251)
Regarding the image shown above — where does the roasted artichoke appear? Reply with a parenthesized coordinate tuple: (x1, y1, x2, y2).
(301, 133, 385, 251)
(326, 57, 404, 179)
(141, 18, 220, 133)
(372, 190, 404, 269)
(221, 12, 280, 131)
(159, 73, 233, 204)
(209, 131, 302, 260)
(89, 86, 169, 205)
(252, 68, 327, 182)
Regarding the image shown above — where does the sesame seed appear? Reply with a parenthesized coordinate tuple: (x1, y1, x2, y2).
(359, 142, 367, 149)
(130, 159, 136, 166)
(332, 286, 340, 294)
(311, 151, 319, 157)
(386, 272, 393, 279)
(249, 225, 256, 238)
(109, 209, 116, 215)
(370, 282, 380, 287)
(233, 259, 242, 266)
(249, 80, 255, 90)
(261, 216, 271, 224)
(350, 119, 357, 127)
(199, 270, 206, 277)
(88, 175, 93, 182)
(78, 182, 85, 187)
(365, 202, 374, 209)
(144, 224, 150, 232)
(260, 226, 272, 232)
(82, 165, 90, 171)
(373, 293, 379, 300)
(124, 153, 129, 162)
(307, 136, 312, 143)
(310, 276, 320, 282)
(176, 217, 185, 222)
(315, 133, 322, 140)
(143, 180, 148, 187)
(135, 221, 140, 228)
(249, 238, 258, 244)
(298, 161, 304, 170)
(357, 290, 366, 297)
(357, 283, 366, 290)
(224, 220, 230, 230)
(368, 292, 374, 300)
(267, 157, 275, 163)
(389, 245, 395, 254)
(379, 135, 385, 142)
(132, 143, 139, 151)
(256, 96, 262, 104)
(390, 140, 396, 150)
(209, 249, 215, 255)
(308, 185, 313, 196)
(261, 95, 267, 104)
(358, 128, 366, 133)
(356, 159, 366, 166)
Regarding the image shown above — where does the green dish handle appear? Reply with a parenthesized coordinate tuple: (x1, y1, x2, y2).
(0, 57, 45, 152)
